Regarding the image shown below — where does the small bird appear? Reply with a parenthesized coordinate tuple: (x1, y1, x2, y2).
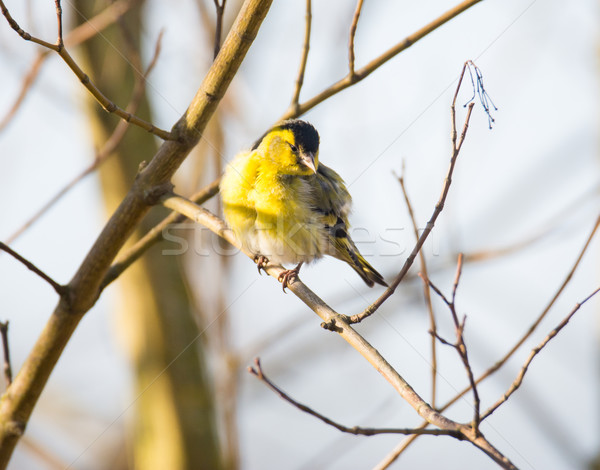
(220, 119, 387, 291)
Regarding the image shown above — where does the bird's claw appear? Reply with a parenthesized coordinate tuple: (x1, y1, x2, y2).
(277, 263, 302, 292)
(254, 255, 269, 274)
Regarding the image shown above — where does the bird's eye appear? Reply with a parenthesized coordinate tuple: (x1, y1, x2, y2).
(289, 144, 298, 153)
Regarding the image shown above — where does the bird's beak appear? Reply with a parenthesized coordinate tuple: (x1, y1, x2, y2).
(301, 152, 317, 174)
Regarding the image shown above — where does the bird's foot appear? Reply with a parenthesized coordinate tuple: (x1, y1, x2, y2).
(277, 262, 303, 293)
(254, 255, 269, 274)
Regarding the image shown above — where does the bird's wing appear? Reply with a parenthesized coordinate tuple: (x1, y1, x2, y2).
(309, 164, 387, 287)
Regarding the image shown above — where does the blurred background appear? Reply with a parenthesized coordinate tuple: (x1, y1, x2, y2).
(0, 0, 598, 468)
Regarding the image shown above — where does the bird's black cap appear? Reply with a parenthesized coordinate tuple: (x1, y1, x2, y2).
(252, 119, 320, 154)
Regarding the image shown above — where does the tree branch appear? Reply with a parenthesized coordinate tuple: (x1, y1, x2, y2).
(0, 0, 173, 140)
(159, 192, 517, 469)
(6, 30, 164, 244)
(248, 358, 460, 438)
(397, 167, 438, 407)
(288, 0, 312, 114)
(0, 242, 65, 296)
(0, 0, 273, 464)
(347, 0, 364, 78)
(280, 0, 484, 120)
(343, 62, 476, 325)
(481, 286, 600, 421)
(0, 322, 12, 387)
(0, 0, 142, 132)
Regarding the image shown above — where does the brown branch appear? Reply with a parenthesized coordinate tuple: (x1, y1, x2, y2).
(0, 0, 141, 133)
(100, 179, 221, 290)
(481, 286, 600, 421)
(160, 192, 518, 469)
(0, 322, 12, 386)
(6, 31, 164, 244)
(0, 242, 65, 296)
(213, 0, 227, 59)
(397, 167, 438, 407)
(424, 255, 481, 433)
(280, 0, 484, 120)
(348, 0, 364, 78)
(288, 0, 312, 114)
(343, 62, 476, 325)
(248, 358, 460, 438)
(440, 213, 600, 412)
(0, 1, 273, 464)
(0, 0, 174, 140)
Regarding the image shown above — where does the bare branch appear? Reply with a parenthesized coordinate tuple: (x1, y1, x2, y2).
(348, 0, 364, 78)
(0, 0, 141, 132)
(213, 0, 227, 59)
(481, 286, 600, 421)
(397, 167, 438, 407)
(440, 213, 600, 412)
(288, 0, 312, 114)
(0, 322, 12, 386)
(160, 192, 518, 469)
(345, 62, 478, 324)
(0, 1, 274, 463)
(0, 242, 65, 296)
(280, 0, 484, 120)
(101, 179, 221, 290)
(426, 255, 481, 433)
(248, 358, 459, 438)
(6, 31, 165, 244)
(0, 0, 174, 140)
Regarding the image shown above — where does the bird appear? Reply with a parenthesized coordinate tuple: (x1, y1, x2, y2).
(220, 119, 387, 291)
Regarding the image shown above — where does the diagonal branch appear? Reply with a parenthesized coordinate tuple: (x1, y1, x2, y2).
(0, 1, 274, 464)
(481, 286, 600, 421)
(0, 0, 141, 132)
(344, 62, 476, 325)
(248, 358, 459, 438)
(6, 30, 164, 244)
(0, 0, 173, 140)
(160, 192, 517, 469)
(280, 0, 484, 120)
(0, 242, 65, 296)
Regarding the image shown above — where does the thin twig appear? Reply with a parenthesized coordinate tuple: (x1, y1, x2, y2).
(0, 322, 12, 386)
(248, 358, 459, 438)
(440, 213, 600, 411)
(288, 0, 311, 113)
(481, 286, 600, 421)
(0, 0, 141, 132)
(101, 179, 221, 290)
(280, 0, 484, 121)
(213, 0, 227, 59)
(0, 1, 274, 464)
(379, 214, 600, 466)
(0, 0, 174, 140)
(6, 31, 164, 244)
(348, 0, 364, 78)
(0, 242, 65, 296)
(396, 167, 438, 408)
(426, 255, 481, 432)
(343, 62, 477, 325)
(160, 192, 518, 469)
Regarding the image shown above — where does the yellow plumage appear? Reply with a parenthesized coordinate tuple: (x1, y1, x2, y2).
(220, 119, 386, 289)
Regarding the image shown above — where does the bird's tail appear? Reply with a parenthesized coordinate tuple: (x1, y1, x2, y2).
(334, 237, 388, 288)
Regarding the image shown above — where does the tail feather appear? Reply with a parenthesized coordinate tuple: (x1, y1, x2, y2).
(333, 237, 388, 287)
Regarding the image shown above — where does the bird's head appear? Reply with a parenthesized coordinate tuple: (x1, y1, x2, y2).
(254, 120, 320, 176)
